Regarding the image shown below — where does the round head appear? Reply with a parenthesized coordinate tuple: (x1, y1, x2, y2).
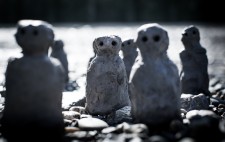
(121, 39, 137, 55)
(52, 40, 64, 51)
(135, 23, 169, 55)
(15, 20, 54, 55)
(93, 35, 122, 56)
(181, 25, 200, 47)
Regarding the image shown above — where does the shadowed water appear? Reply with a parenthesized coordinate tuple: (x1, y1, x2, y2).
(0, 23, 225, 107)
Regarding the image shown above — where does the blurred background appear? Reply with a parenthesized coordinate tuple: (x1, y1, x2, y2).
(0, 0, 224, 24)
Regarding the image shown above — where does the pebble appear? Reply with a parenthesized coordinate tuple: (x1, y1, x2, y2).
(180, 94, 209, 111)
(69, 106, 86, 114)
(78, 118, 108, 130)
(65, 130, 98, 141)
(65, 127, 80, 133)
(105, 106, 132, 125)
(62, 111, 81, 120)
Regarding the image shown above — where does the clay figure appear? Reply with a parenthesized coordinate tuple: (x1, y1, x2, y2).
(1, 20, 65, 142)
(129, 23, 181, 127)
(86, 35, 130, 115)
(180, 25, 210, 95)
(121, 39, 138, 79)
(50, 39, 69, 83)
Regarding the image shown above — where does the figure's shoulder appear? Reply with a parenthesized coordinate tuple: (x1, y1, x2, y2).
(195, 47, 206, 54)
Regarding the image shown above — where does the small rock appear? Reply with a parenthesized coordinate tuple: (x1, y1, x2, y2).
(210, 97, 225, 107)
(149, 135, 167, 142)
(105, 106, 132, 125)
(64, 119, 72, 126)
(101, 127, 118, 134)
(65, 130, 98, 141)
(78, 118, 108, 130)
(186, 110, 222, 142)
(69, 106, 86, 114)
(178, 137, 196, 142)
(180, 94, 209, 111)
(80, 114, 92, 119)
(65, 127, 80, 133)
(63, 111, 81, 120)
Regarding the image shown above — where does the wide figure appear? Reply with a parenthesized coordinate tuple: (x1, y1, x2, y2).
(129, 23, 181, 127)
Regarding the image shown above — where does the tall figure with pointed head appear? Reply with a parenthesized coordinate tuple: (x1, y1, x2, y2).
(86, 35, 130, 115)
(129, 23, 181, 127)
(2, 20, 65, 142)
(121, 39, 138, 79)
(180, 25, 210, 95)
(50, 39, 69, 83)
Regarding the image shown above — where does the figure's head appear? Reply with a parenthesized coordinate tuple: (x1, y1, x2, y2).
(121, 39, 137, 55)
(135, 23, 169, 55)
(181, 25, 200, 47)
(15, 20, 54, 55)
(52, 40, 64, 51)
(93, 35, 122, 56)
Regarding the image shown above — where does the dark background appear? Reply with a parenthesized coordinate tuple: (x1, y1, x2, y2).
(0, 0, 224, 24)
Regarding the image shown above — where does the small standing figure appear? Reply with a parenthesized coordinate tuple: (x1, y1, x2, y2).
(2, 20, 65, 142)
(180, 25, 210, 95)
(50, 39, 69, 83)
(121, 39, 138, 79)
(129, 23, 181, 127)
(86, 35, 130, 115)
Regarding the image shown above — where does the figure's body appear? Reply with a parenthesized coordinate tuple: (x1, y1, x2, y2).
(129, 23, 181, 127)
(180, 25, 210, 95)
(86, 36, 130, 115)
(1, 20, 65, 142)
(121, 39, 138, 79)
(50, 40, 69, 83)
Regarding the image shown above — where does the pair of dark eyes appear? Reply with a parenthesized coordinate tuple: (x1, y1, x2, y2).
(122, 41, 131, 47)
(99, 41, 117, 46)
(141, 35, 160, 42)
(19, 28, 39, 36)
(183, 30, 197, 36)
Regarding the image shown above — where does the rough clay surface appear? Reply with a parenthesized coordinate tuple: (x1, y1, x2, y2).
(85, 35, 130, 115)
(180, 25, 210, 95)
(129, 23, 181, 126)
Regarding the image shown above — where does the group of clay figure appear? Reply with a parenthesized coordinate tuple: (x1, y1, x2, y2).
(1, 20, 209, 142)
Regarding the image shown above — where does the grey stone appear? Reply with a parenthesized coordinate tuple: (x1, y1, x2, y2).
(180, 25, 210, 95)
(66, 130, 98, 141)
(1, 19, 65, 141)
(50, 39, 69, 83)
(105, 106, 132, 125)
(85, 35, 130, 115)
(149, 135, 168, 142)
(63, 111, 81, 120)
(180, 93, 209, 111)
(69, 106, 86, 114)
(178, 137, 196, 142)
(78, 117, 108, 130)
(121, 39, 138, 79)
(129, 23, 181, 126)
(185, 110, 222, 141)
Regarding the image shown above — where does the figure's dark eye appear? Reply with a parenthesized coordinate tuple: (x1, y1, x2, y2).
(153, 35, 160, 42)
(142, 36, 148, 42)
(112, 41, 117, 46)
(127, 41, 131, 45)
(192, 30, 196, 35)
(122, 43, 124, 47)
(183, 33, 188, 36)
(33, 29, 38, 36)
(20, 28, 26, 35)
(99, 41, 104, 46)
